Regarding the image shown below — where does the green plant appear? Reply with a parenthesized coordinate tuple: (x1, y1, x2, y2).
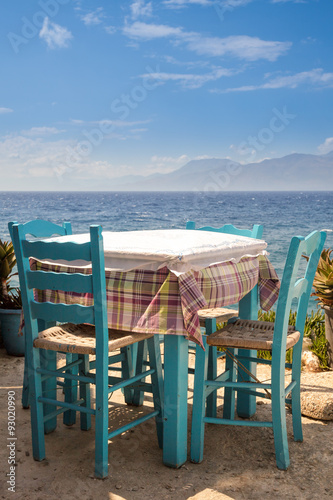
(0, 239, 21, 309)
(311, 248, 333, 307)
(257, 309, 329, 370)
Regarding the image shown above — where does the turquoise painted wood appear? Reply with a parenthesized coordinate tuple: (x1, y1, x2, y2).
(186, 221, 263, 419)
(236, 286, 259, 418)
(163, 334, 189, 467)
(186, 221, 264, 239)
(190, 230, 326, 470)
(8, 220, 75, 426)
(12, 223, 164, 478)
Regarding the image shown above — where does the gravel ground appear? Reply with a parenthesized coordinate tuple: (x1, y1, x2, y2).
(1, 348, 332, 500)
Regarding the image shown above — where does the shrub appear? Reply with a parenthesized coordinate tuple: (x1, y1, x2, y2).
(257, 309, 329, 370)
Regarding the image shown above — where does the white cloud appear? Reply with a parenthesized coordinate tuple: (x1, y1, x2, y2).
(164, 0, 306, 8)
(81, 8, 105, 26)
(21, 127, 65, 137)
(140, 67, 236, 89)
(28, 167, 55, 177)
(0, 134, 74, 184)
(123, 22, 291, 61)
(146, 154, 216, 174)
(162, 55, 213, 69)
(130, 128, 148, 133)
(163, 0, 214, 7)
(104, 26, 116, 35)
(214, 68, 333, 92)
(69, 118, 151, 129)
(0, 132, 129, 188)
(301, 36, 317, 44)
(271, 0, 306, 3)
(164, 0, 293, 8)
(183, 34, 291, 61)
(123, 21, 183, 40)
(318, 137, 333, 155)
(0, 107, 13, 114)
(148, 154, 190, 173)
(39, 17, 73, 49)
(131, 0, 153, 18)
(224, 0, 253, 5)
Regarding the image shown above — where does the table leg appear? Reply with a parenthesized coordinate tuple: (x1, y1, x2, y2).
(163, 335, 188, 468)
(236, 285, 258, 418)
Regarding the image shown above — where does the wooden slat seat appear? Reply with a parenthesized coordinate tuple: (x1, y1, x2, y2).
(198, 307, 238, 327)
(34, 323, 153, 355)
(207, 319, 300, 351)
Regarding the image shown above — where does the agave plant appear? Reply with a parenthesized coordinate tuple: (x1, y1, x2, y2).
(312, 248, 333, 307)
(0, 239, 21, 309)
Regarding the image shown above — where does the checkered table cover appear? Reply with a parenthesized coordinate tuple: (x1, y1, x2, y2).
(32, 254, 279, 347)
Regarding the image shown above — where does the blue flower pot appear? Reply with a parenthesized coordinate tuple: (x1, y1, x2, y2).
(0, 309, 25, 356)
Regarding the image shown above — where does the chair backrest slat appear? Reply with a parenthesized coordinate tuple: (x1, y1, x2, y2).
(186, 221, 263, 239)
(30, 302, 95, 324)
(273, 230, 326, 353)
(9, 219, 72, 239)
(22, 240, 92, 262)
(11, 221, 108, 351)
(292, 277, 308, 300)
(27, 270, 93, 294)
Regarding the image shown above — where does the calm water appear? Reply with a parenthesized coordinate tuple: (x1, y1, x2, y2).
(1, 191, 332, 310)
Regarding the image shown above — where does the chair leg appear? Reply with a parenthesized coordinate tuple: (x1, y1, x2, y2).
(190, 337, 209, 464)
(290, 342, 303, 442)
(63, 353, 78, 426)
(29, 348, 46, 461)
(94, 351, 109, 479)
(236, 348, 257, 418)
(40, 349, 57, 434)
(147, 336, 164, 449)
(237, 286, 259, 418)
(22, 355, 30, 409)
(206, 318, 217, 418)
(79, 354, 91, 431)
(222, 348, 237, 420)
(121, 345, 135, 405)
(132, 340, 147, 407)
(271, 362, 290, 470)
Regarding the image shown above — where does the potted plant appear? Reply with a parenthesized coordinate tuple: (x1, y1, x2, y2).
(312, 248, 333, 368)
(0, 238, 24, 356)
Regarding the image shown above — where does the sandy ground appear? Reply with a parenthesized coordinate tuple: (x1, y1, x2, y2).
(1, 347, 333, 500)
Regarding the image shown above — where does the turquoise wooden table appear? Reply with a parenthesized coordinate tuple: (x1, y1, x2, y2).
(32, 229, 280, 468)
(162, 283, 262, 467)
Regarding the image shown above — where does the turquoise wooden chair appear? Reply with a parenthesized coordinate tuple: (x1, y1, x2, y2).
(8, 219, 75, 428)
(12, 222, 164, 478)
(186, 221, 264, 417)
(190, 230, 326, 470)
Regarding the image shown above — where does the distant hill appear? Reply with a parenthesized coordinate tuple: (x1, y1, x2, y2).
(109, 152, 333, 191)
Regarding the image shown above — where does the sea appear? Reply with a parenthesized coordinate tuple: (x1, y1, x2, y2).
(1, 191, 332, 312)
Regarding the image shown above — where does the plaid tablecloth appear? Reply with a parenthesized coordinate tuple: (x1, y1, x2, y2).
(32, 254, 279, 347)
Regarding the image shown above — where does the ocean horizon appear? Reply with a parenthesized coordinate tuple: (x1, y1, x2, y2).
(1, 190, 332, 312)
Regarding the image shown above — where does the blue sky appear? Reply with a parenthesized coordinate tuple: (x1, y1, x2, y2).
(1, 0, 332, 190)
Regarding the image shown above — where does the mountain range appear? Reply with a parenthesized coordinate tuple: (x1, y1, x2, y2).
(109, 151, 333, 191)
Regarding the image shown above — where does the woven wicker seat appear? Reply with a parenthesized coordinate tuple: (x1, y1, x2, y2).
(185, 221, 265, 421)
(34, 323, 153, 355)
(191, 230, 327, 471)
(12, 222, 164, 479)
(197, 307, 238, 327)
(207, 319, 300, 351)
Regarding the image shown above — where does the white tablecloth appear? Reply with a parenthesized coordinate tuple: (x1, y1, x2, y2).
(43, 229, 268, 274)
